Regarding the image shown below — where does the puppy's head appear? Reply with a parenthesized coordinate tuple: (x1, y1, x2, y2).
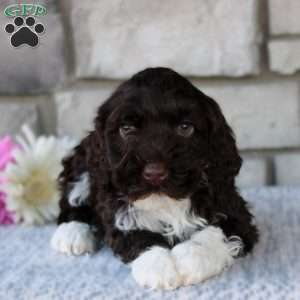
(95, 68, 241, 200)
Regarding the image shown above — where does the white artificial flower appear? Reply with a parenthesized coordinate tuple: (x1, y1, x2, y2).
(1, 126, 76, 225)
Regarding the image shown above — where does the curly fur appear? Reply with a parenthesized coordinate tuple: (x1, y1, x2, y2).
(55, 67, 258, 264)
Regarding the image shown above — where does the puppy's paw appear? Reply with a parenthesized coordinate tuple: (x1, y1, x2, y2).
(51, 221, 96, 256)
(131, 246, 181, 290)
(171, 226, 239, 286)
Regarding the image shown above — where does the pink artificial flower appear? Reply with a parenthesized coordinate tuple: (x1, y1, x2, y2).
(0, 136, 19, 225)
(0, 192, 14, 225)
(0, 136, 18, 171)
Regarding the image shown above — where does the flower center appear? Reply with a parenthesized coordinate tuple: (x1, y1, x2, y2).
(22, 169, 56, 205)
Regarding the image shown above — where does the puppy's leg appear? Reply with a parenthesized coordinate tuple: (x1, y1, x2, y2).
(108, 229, 170, 262)
(214, 190, 259, 255)
(171, 226, 242, 286)
(107, 229, 181, 289)
(51, 202, 101, 256)
(52, 193, 100, 256)
(51, 138, 103, 256)
(192, 187, 259, 255)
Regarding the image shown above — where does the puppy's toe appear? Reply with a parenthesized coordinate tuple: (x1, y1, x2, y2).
(51, 221, 96, 256)
(131, 246, 181, 290)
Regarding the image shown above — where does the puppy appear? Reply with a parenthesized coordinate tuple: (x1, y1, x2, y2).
(51, 67, 258, 289)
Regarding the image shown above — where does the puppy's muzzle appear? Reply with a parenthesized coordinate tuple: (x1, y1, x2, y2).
(142, 162, 168, 186)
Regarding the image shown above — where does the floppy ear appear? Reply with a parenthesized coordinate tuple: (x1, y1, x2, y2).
(204, 95, 242, 184)
(84, 101, 113, 171)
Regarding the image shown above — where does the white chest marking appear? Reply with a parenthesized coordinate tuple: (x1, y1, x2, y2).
(115, 194, 207, 243)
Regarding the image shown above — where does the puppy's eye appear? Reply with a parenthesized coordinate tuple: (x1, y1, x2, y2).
(119, 124, 137, 138)
(176, 123, 194, 137)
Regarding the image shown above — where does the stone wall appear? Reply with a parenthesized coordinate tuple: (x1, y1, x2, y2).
(0, 0, 300, 187)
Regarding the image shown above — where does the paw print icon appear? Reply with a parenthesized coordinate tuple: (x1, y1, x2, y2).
(5, 16, 45, 47)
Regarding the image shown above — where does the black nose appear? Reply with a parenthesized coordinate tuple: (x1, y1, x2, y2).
(143, 162, 168, 185)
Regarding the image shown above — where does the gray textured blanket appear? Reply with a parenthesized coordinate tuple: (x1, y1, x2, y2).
(0, 187, 299, 300)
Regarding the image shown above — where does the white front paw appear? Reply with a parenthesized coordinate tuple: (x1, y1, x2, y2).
(172, 241, 213, 286)
(51, 221, 96, 256)
(171, 226, 238, 286)
(131, 246, 181, 290)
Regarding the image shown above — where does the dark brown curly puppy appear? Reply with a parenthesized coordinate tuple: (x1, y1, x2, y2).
(51, 67, 258, 289)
